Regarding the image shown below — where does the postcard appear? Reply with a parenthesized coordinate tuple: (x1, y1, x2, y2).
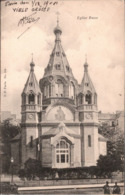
(1, 0, 124, 194)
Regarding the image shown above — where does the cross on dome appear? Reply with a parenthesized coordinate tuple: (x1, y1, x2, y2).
(56, 11, 60, 26)
(84, 54, 88, 72)
(30, 53, 35, 71)
(54, 12, 62, 35)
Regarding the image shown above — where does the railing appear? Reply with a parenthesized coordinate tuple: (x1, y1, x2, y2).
(78, 104, 97, 111)
(21, 105, 41, 111)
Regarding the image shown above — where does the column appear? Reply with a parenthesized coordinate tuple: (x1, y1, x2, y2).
(52, 145, 56, 168)
(70, 144, 74, 167)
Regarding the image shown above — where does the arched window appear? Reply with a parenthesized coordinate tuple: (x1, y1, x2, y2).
(37, 94, 40, 104)
(46, 85, 49, 98)
(44, 83, 51, 98)
(28, 94, 35, 104)
(44, 86, 47, 98)
(55, 79, 64, 97)
(49, 84, 51, 97)
(112, 121, 115, 127)
(88, 135, 91, 147)
(30, 136, 33, 147)
(56, 139, 69, 164)
(70, 82, 75, 99)
(85, 93, 92, 104)
(79, 94, 83, 105)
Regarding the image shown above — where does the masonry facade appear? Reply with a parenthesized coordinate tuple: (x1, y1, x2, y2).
(20, 21, 107, 168)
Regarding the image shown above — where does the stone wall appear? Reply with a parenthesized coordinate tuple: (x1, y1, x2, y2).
(42, 138, 52, 167)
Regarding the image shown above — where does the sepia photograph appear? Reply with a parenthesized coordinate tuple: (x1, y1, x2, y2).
(1, 0, 124, 194)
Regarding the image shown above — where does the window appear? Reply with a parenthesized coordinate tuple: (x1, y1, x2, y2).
(85, 93, 92, 104)
(85, 83, 89, 86)
(44, 85, 47, 98)
(30, 136, 33, 147)
(56, 52, 60, 56)
(29, 82, 33, 87)
(112, 121, 115, 127)
(55, 64, 61, 70)
(62, 52, 66, 57)
(28, 94, 35, 104)
(69, 82, 75, 99)
(55, 79, 64, 97)
(66, 66, 70, 71)
(44, 84, 51, 98)
(56, 139, 69, 164)
(37, 94, 40, 104)
(88, 135, 91, 147)
(79, 94, 83, 105)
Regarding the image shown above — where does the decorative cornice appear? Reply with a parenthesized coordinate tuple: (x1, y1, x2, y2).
(40, 122, 80, 127)
(21, 123, 38, 127)
(80, 122, 99, 127)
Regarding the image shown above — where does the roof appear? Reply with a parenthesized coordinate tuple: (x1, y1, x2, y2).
(80, 62, 96, 94)
(98, 113, 116, 120)
(43, 122, 81, 139)
(43, 23, 75, 80)
(22, 62, 41, 94)
(98, 134, 107, 142)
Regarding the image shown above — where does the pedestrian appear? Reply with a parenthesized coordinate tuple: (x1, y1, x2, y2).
(112, 182, 121, 194)
(103, 181, 111, 194)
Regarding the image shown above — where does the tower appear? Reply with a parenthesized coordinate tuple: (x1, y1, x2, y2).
(39, 19, 78, 107)
(78, 58, 99, 166)
(38, 19, 81, 168)
(21, 59, 42, 164)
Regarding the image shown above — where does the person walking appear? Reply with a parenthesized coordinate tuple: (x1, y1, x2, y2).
(112, 182, 121, 194)
(103, 181, 111, 194)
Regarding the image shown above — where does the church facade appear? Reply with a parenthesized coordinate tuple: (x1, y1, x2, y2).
(20, 21, 107, 168)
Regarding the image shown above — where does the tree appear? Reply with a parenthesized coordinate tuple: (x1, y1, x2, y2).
(98, 122, 124, 177)
(98, 122, 124, 156)
(24, 158, 42, 180)
(0, 119, 21, 173)
(1, 119, 21, 141)
(97, 154, 123, 178)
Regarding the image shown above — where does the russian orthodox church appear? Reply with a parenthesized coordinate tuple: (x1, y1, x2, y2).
(18, 19, 107, 169)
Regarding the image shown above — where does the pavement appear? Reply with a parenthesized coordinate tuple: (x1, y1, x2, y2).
(1, 174, 21, 182)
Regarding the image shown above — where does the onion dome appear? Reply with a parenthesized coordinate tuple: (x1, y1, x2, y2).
(30, 54, 35, 71)
(54, 25, 62, 35)
(53, 18, 62, 35)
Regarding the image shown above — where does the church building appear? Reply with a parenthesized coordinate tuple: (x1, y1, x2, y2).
(20, 20, 107, 168)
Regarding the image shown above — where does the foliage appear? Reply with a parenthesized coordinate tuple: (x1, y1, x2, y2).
(0, 119, 21, 173)
(1, 119, 21, 141)
(24, 158, 43, 180)
(98, 122, 124, 157)
(18, 159, 101, 180)
(97, 154, 123, 178)
(97, 122, 124, 178)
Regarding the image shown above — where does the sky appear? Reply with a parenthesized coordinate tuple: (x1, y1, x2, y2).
(1, 0, 124, 118)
